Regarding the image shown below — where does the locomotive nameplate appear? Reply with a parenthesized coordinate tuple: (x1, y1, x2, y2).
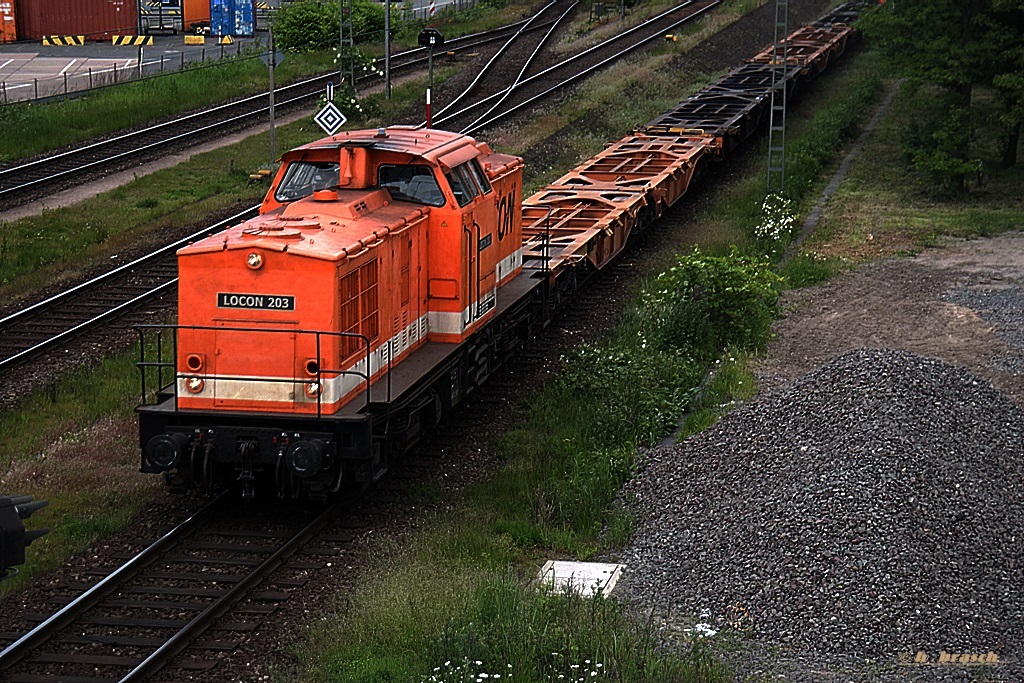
(217, 292, 295, 311)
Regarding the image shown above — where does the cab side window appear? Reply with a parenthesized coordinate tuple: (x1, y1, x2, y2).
(445, 164, 482, 207)
(275, 161, 340, 202)
(468, 159, 492, 194)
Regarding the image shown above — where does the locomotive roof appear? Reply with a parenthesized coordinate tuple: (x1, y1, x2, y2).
(284, 126, 481, 168)
(178, 188, 428, 261)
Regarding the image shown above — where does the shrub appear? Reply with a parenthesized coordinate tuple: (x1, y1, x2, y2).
(272, 0, 384, 53)
(902, 103, 980, 193)
(636, 249, 781, 360)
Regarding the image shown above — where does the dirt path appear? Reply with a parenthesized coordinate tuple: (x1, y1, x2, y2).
(756, 233, 1024, 404)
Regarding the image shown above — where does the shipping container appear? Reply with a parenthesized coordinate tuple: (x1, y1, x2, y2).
(17, 0, 139, 41)
(210, 0, 252, 37)
(0, 0, 16, 44)
(183, 0, 208, 30)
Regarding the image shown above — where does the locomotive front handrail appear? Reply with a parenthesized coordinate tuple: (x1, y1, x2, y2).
(136, 324, 375, 415)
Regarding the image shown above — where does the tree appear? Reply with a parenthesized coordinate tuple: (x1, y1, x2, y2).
(272, 0, 385, 53)
(859, 0, 1024, 187)
(988, 0, 1024, 166)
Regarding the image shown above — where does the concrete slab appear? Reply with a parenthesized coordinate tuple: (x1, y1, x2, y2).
(537, 560, 625, 598)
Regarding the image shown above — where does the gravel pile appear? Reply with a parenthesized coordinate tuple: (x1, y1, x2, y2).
(616, 348, 1023, 680)
(944, 284, 1024, 373)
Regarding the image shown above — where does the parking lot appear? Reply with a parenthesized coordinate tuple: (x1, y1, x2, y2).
(0, 32, 261, 102)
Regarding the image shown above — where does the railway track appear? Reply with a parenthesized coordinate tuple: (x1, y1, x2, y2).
(0, 493, 357, 682)
(0, 207, 258, 374)
(0, 4, 863, 677)
(443, 0, 723, 134)
(0, 0, 726, 375)
(0, 18, 560, 210)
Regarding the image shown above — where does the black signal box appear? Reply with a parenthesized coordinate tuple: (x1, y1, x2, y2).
(418, 28, 444, 48)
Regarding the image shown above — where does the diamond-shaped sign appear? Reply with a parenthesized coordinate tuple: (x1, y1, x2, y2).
(314, 102, 347, 136)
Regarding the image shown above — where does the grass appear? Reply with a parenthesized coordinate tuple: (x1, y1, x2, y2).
(0, 50, 337, 163)
(302, 560, 729, 682)
(802, 82, 1024, 262)
(0, 345, 160, 598)
(777, 251, 848, 288)
(676, 351, 758, 439)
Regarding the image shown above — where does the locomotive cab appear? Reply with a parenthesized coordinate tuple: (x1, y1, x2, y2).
(262, 127, 525, 343)
(136, 128, 525, 499)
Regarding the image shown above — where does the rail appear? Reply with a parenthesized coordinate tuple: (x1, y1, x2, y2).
(434, 0, 723, 132)
(0, 206, 260, 372)
(0, 493, 351, 681)
(0, 492, 230, 671)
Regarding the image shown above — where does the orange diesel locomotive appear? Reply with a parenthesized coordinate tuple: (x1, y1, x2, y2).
(138, 128, 530, 499)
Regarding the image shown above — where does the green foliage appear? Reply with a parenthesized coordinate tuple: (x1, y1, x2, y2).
(858, 0, 1024, 178)
(272, 0, 384, 52)
(902, 103, 981, 192)
(777, 252, 846, 288)
(785, 69, 884, 198)
(556, 345, 702, 449)
(632, 249, 781, 361)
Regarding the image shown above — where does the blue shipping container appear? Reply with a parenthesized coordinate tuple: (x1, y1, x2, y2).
(210, 0, 252, 36)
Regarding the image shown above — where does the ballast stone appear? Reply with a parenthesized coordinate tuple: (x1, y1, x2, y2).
(616, 348, 1023, 681)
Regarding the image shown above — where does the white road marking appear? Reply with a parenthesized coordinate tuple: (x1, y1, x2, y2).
(58, 59, 78, 75)
(0, 59, 13, 72)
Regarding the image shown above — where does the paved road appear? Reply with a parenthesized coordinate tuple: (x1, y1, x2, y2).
(0, 32, 261, 103)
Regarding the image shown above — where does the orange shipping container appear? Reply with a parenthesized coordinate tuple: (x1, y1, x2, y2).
(16, 0, 138, 41)
(182, 0, 208, 28)
(0, 0, 16, 44)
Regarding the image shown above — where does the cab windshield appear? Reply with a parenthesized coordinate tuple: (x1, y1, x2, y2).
(378, 164, 445, 207)
(275, 161, 341, 202)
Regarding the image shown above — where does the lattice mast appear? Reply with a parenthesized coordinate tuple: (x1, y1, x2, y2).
(339, 0, 356, 90)
(766, 0, 788, 194)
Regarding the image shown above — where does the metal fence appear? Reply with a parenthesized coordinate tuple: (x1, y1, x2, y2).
(0, 0, 482, 105)
(0, 40, 249, 104)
